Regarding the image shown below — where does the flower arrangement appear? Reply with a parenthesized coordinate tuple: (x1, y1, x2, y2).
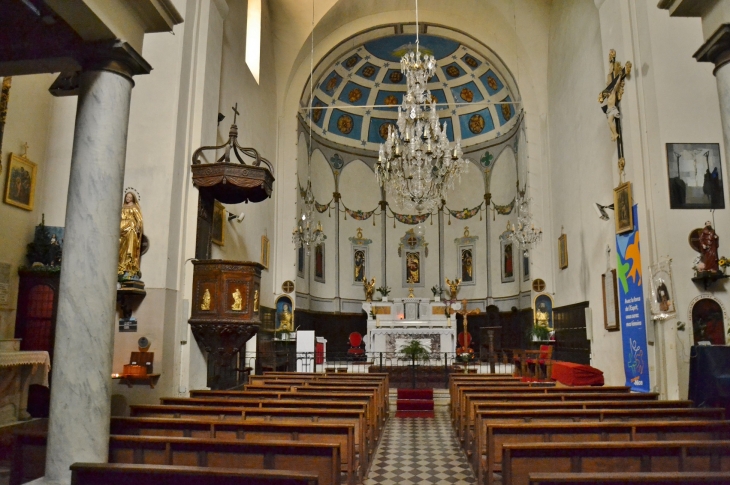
(376, 286, 391, 297)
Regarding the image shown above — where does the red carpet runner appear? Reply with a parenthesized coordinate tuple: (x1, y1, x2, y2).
(395, 388, 434, 418)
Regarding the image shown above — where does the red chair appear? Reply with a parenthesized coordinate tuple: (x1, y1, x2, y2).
(347, 332, 366, 361)
(456, 331, 473, 356)
(524, 344, 554, 381)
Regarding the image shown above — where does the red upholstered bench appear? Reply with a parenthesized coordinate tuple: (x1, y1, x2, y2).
(551, 361, 604, 386)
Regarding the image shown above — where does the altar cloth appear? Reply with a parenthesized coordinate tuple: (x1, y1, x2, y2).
(551, 361, 604, 386)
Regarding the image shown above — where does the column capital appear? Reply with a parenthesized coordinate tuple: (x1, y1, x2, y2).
(694, 24, 730, 75)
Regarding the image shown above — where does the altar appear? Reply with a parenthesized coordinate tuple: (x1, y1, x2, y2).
(363, 298, 457, 355)
(0, 347, 51, 425)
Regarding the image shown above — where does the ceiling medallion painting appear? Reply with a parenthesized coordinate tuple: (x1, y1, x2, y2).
(445, 65, 460, 77)
(502, 103, 512, 121)
(469, 114, 485, 134)
(389, 71, 404, 83)
(460, 88, 474, 102)
(362, 65, 376, 78)
(337, 114, 354, 134)
(348, 88, 362, 103)
(487, 76, 498, 91)
(384, 95, 398, 106)
(464, 55, 479, 68)
(344, 54, 361, 69)
(379, 122, 394, 140)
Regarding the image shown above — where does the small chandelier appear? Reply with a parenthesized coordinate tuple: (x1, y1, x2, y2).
(292, 177, 325, 253)
(374, 3, 467, 213)
(501, 188, 542, 253)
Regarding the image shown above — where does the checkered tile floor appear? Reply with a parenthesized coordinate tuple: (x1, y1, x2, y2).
(364, 408, 476, 485)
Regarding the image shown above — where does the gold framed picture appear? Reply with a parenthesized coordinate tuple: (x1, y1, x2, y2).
(558, 233, 568, 269)
(614, 181, 633, 234)
(4, 153, 37, 211)
(212, 200, 225, 246)
(261, 235, 270, 269)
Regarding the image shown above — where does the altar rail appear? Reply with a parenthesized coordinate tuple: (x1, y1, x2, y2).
(242, 351, 515, 389)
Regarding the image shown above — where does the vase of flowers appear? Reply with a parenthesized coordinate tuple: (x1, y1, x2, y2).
(376, 286, 391, 301)
(431, 285, 442, 301)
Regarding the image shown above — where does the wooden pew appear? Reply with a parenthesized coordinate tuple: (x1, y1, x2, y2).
(70, 463, 320, 485)
(110, 417, 359, 485)
(501, 440, 730, 485)
(528, 471, 730, 485)
(450, 381, 555, 425)
(480, 420, 730, 485)
(458, 392, 659, 441)
(107, 436, 342, 485)
(129, 405, 369, 468)
(187, 390, 382, 432)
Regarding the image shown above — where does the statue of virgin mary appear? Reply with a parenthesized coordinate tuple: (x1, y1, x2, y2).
(118, 190, 144, 279)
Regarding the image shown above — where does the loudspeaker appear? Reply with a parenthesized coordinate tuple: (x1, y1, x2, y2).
(585, 307, 593, 341)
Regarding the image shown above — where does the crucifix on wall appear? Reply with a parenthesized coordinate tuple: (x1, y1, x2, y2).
(598, 49, 631, 181)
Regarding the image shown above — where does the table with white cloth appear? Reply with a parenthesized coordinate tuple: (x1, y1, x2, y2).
(0, 351, 50, 424)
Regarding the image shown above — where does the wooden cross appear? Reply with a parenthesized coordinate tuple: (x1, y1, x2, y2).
(232, 103, 240, 124)
(407, 235, 418, 247)
(451, 299, 480, 351)
(282, 280, 294, 293)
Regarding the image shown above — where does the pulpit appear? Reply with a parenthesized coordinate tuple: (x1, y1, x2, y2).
(189, 260, 262, 389)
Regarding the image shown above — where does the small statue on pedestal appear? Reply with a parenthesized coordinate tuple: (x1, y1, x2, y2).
(695, 222, 720, 275)
(363, 277, 375, 302)
(118, 189, 144, 283)
(445, 278, 461, 301)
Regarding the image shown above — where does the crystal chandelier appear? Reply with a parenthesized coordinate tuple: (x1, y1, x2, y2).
(501, 190, 543, 253)
(292, 177, 325, 253)
(374, 2, 467, 213)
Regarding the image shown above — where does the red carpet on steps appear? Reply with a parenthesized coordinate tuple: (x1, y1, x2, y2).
(396, 388, 435, 418)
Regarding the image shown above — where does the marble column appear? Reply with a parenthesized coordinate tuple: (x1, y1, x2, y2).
(41, 67, 134, 484)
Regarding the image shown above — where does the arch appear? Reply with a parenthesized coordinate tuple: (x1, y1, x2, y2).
(688, 295, 727, 345)
(490, 146, 517, 205)
(339, 159, 381, 210)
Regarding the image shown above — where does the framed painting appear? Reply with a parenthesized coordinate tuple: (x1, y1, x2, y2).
(297, 245, 305, 278)
(500, 239, 515, 283)
(523, 249, 530, 282)
(459, 245, 475, 286)
(314, 243, 325, 283)
(558, 233, 568, 269)
(211, 200, 225, 246)
(613, 181, 633, 234)
(261, 235, 270, 269)
(4, 153, 37, 210)
(666, 143, 724, 209)
(353, 245, 368, 284)
(602, 269, 620, 331)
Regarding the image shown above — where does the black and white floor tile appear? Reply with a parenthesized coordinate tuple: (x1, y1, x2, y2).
(364, 408, 477, 485)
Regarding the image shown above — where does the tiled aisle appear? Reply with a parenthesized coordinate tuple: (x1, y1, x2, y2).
(364, 408, 477, 485)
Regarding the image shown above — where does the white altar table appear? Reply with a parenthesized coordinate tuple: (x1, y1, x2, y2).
(0, 350, 51, 425)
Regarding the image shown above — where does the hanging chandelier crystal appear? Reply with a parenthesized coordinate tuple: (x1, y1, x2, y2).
(292, 177, 325, 253)
(374, 4, 467, 213)
(501, 190, 543, 253)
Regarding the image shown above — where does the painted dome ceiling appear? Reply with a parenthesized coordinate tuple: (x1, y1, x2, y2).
(303, 33, 520, 152)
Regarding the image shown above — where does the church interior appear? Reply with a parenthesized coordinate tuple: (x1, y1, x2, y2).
(1, 0, 730, 484)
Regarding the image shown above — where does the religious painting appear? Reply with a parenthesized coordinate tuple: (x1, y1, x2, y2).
(275, 295, 294, 334)
(614, 181, 633, 234)
(353, 248, 366, 283)
(460, 248, 473, 283)
(211, 200, 225, 246)
(558, 233, 568, 269)
(602, 269, 620, 331)
(649, 259, 676, 321)
(691, 297, 726, 345)
(406, 252, 420, 284)
(314, 243, 325, 283)
(260, 235, 270, 269)
(534, 293, 553, 331)
(523, 250, 530, 282)
(666, 143, 724, 209)
(500, 239, 515, 283)
(297, 245, 305, 278)
(4, 153, 37, 211)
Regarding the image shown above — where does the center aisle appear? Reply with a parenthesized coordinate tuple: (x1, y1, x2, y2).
(364, 407, 477, 485)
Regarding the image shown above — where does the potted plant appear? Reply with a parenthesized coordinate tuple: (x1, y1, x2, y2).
(529, 325, 550, 342)
(376, 286, 391, 301)
(431, 285, 442, 301)
(400, 339, 431, 363)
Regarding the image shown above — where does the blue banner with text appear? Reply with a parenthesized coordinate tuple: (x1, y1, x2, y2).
(616, 204, 651, 393)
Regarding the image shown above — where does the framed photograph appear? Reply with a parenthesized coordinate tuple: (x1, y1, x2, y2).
(212, 200, 225, 246)
(602, 269, 620, 331)
(4, 153, 37, 210)
(558, 233, 568, 269)
(666, 143, 724, 209)
(500, 239, 515, 283)
(261, 235, 270, 269)
(613, 181, 633, 234)
(314, 242, 325, 283)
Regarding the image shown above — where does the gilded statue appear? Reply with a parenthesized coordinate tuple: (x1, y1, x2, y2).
(598, 49, 632, 142)
(201, 289, 212, 310)
(231, 288, 243, 311)
(363, 277, 375, 302)
(445, 278, 461, 300)
(253, 289, 259, 312)
(279, 303, 293, 332)
(118, 191, 144, 278)
(698, 221, 720, 274)
(535, 302, 550, 329)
